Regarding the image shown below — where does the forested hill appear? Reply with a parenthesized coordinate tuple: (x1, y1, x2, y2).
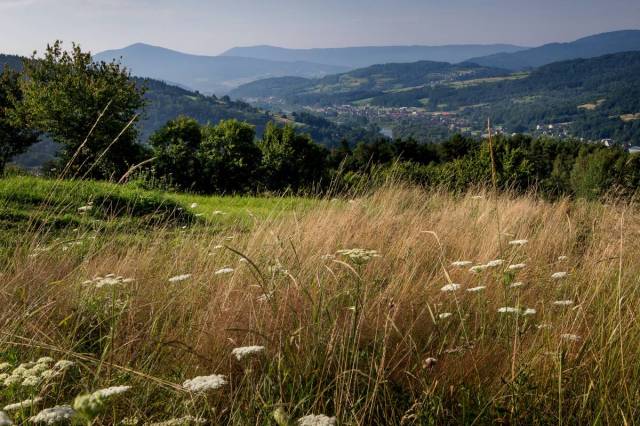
(466, 29, 640, 71)
(229, 60, 510, 104)
(3, 55, 378, 169)
(0, 54, 23, 72)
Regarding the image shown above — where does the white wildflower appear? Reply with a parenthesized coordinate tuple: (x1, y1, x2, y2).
(36, 357, 54, 365)
(438, 312, 452, 319)
(551, 272, 568, 279)
(486, 259, 504, 268)
(523, 308, 537, 316)
(558, 255, 568, 261)
(29, 405, 76, 424)
(497, 307, 520, 313)
(469, 265, 489, 273)
(231, 346, 265, 361)
(509, 239, 528, 246)
(297, 414, 337, 426)
(214, 267, 234, 275)
(440, 283, 461, 292)
(168, 274, 192, 283)
(508, 263, 526, 271)
(78, 205, 93, 213)
(21, 375, 42, 387)
(92, 385, 131, 399)
(537, 323, 553, 329)
(336, 248, 381, 263)
(3, 375, 21, 386)
(553, 300, 574, 306)
(561, 334, 581, 341)
(0, 412, 12, 426)
(53, 360, 75, 371)
(182, 374, 227, 392)
(510, 282, 525, 288)
(4, 397, 42, 411)
(451, 260, 473, 268)
(190, 203, 198, 209)
(0, 363, 11, 371)
(466, 286, 486, 292)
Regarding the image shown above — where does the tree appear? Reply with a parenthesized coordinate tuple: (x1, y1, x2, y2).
(258, 123, 328, 191)
(0, 68, 39, 174)
(17, 41, 147, 179)
(199, 119, 261, 193)
(149, 116, 203, 190)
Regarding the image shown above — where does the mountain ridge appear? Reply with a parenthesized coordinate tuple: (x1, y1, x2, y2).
(94, 43, 348, 95)
(467, 29, 640, 70)
(221, 43, 527, 68)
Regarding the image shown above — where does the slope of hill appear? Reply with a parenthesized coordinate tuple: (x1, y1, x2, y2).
(220, 44, 527, 69)
(94, 43, 347, 95)
(10, 75, 379, 169)
(230, 60, 510, 105)
(232, 52, 640, 142)
(0, 54, 23, 72)
(467, 30, 640, 70)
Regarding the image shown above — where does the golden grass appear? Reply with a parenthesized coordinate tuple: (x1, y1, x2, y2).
(1, 186, 639, 424)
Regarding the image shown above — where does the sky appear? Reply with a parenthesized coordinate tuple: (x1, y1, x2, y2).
(1, 0, 639, 56)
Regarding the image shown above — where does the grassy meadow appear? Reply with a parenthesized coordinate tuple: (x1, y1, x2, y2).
(0, 176, 639, 424)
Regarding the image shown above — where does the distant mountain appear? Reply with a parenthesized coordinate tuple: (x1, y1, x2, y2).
(0, 54, 24, 72)
(230, 60, 510, 105)
(94, 43, 347, 95)
(467, 30, 640, 70)
(221, 44, 527, 69)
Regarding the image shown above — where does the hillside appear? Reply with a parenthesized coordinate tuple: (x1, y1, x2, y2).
(221, 43, 527, 68)
(11, 75, 379, 169)
(94, 43, 347, 95)
(467, 29, 640, 70)
(232, 51, 640, 142)
(230, 60, 510, 104)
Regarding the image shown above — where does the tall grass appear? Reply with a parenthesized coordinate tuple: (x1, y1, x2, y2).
(0, 184, 638, 424)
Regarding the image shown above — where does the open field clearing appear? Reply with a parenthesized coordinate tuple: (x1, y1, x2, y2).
(0, 182, 639, 424)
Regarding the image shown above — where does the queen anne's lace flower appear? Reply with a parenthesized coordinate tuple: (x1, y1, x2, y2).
(168, 274, 192, 283)
(214, 267, 235, 275)
(508, 263, 526, 271)
(4, 397, 42, 411)
(29, 405, 76, 424)
(440, 283, 461, 292)
(486, 259, 504, 268)
(231, 346, 265, 361)
(466, 286, 486, 292)
(182, 374, 227, 392)
(53, 360, 75, 371)
(438, 312, 452, 319)
(498, 307, 520, 313)
(551, 272, 568, 279)
(509, 239, 528, 246)
(336, 248, 381, 264)
(469, 265, 489, 273)
(553, 300, 574, 306)
(297, 414, 337, 426)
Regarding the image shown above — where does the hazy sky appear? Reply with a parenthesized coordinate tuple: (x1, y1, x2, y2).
(1, 0, 639, 56)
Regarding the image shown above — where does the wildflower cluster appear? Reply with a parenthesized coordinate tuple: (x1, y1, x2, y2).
(336, 248, 381, 264)
(82, 273, 134, 288)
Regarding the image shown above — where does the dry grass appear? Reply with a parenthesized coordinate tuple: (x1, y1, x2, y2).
(1, 185, 639, 424)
